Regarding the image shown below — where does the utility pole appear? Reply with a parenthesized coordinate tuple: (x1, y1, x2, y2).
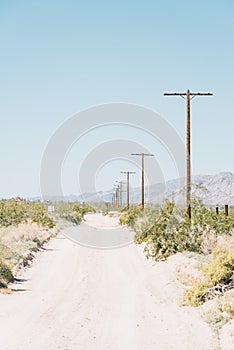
(115, 181, 126, 208)
(121, 171, 136, 209)
(131, 153, 154, 210)
(111, 194, 115, 206)
(164, 90, 213, 219)
(116, 186, 119, 207)
(113, 185, 119, 207)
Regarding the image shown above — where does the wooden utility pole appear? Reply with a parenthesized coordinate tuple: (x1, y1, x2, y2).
(121, 171, 136, 209)
(114, 185, 119, 207)
(164, 90, 213, 219)
(131, 153, 154, 210)
(112, 194, 115, 206)
(115, 181, 125, 207)
(225, 204, 229, 216)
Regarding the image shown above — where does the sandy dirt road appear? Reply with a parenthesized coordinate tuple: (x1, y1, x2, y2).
(0, 214, 218, 350)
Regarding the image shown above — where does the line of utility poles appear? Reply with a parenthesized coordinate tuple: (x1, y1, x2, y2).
(112, 181, 125, 207)
(121, 171, 136, 209)
(131, 153, 154, 210)
(164, 89, 213, 218)
(110, 89, 213, 215)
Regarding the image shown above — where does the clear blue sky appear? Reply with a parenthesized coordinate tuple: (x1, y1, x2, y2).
(0, 0, 233, 198)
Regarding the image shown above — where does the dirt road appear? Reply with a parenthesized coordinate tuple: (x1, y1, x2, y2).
(0, 214, 217, 350)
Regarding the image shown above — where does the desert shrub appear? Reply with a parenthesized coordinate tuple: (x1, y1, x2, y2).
(133, 197, 234, 261)
(0, 261, 14, 285)
(119, 206, 143, 228)
(0, 200, 27, 226)
(0, 200, 55, 229)
(185, 246, 234, 306)
(185, 282, 211, 306)
(202, 247, 234, 284)
(137, 200, 195, 260)
(27, 202, 55, 228)
(56, 202, 94, 224)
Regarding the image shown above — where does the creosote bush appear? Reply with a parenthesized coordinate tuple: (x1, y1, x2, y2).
(119, 206, 143, 228)
(55, 202, 95, 224)
(0, 261, 14, 286)
(120, 197, 234, 261)
(0, 199, 55, 229)
(186, 245, 234, 306)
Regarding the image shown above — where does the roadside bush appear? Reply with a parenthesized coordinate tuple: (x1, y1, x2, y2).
(0, 200, 26, 226)
(0, 200, 55, 229)
(27, 202, 55, 228)
(119, 206, 143, 228)
(202, 247, 234, 285)
(185, 246, 234, 306)
(56, 202, 94, 224)
(133, 197, 234, 261)
(0, 261, 14, 286)
(186, 282, 211, 306)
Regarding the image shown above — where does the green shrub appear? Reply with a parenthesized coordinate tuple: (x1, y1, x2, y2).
(202, 247, 234, 284)
(186, 246, 234, 306)
(27, 202, 55, 228)
(133, 196, 234, 261)
(119, 206, 143, 228)
(0, 261, 14, 284)
(55, 202, 94, 224)
(0, 200, 55, 229)
(185, 282, 211, 306)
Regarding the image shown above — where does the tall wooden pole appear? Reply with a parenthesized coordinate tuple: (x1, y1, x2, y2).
(164, 90, 213, 219)
(119, 181, 123, 207)
(186, 90, 191, 218)
(115, 186, 119, 207)
(131, 153, 154, 210)
(121, 171, 136, 209)
(127, 172, 129, 208)
(142, 153, 145, 210)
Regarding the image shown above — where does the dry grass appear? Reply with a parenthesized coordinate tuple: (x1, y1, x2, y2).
(0, 221, 58, 289)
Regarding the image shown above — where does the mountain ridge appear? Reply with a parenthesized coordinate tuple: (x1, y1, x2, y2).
(38, 172, 234, 206)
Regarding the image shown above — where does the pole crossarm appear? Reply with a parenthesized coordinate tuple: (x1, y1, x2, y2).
(164, 92, 213, 96)
(131, 153, 154, 156)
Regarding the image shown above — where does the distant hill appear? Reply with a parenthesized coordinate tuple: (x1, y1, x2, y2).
(146, 172, 234, 205)
(37, 172, 234, 206)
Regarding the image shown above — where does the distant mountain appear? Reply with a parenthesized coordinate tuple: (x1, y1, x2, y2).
(36, 172, 234, 206)
(146, 172, 234, 205)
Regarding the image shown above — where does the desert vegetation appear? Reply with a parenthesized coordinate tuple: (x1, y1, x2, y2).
(0, 199, 93, 290)
(119, 195, 234, 333)
(54, 202, 95, 224)
(0, 199, 58, 290)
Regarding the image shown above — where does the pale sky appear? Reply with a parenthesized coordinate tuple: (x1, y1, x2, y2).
(0, 0, 233, 198)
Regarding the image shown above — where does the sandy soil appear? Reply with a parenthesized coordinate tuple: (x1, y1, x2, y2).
(0, 214, 219, 350)
(83, 213, 120, 229)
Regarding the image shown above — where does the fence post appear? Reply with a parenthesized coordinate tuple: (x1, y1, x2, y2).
(225, 204, 229, 216)
(216, 205, 219, 215)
